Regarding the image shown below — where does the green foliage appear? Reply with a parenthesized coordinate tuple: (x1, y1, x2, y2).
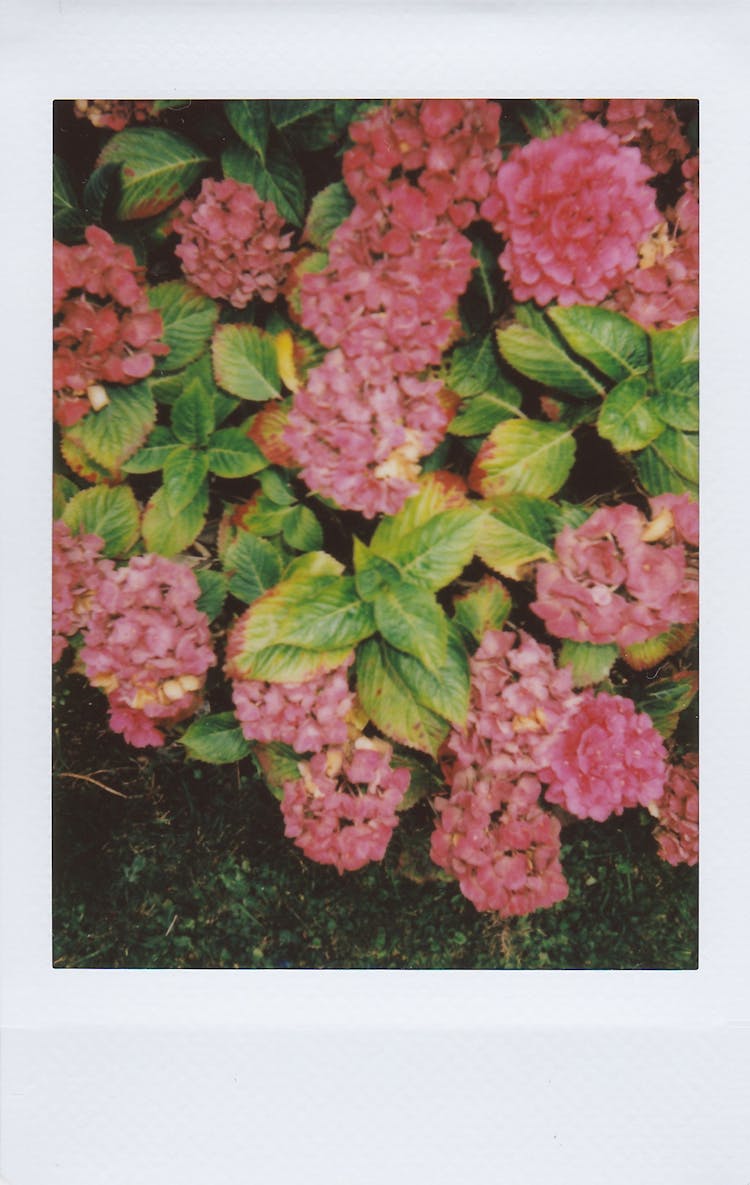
(303, 181, 354, 249)
(221, 141, 305, 226)
(63, 484, 140, 557)
(179, 713, 252, 764)
(141, 484, 208, 556)
(470, 420, 576, 499)
(63, 383, 156, 474)
(452, 577, 512, 643)
(98, 127, 209, 220)
(558, 640, 619, 688)
(475, 494, 558, 580)
(212, 323, 281, 402)
(148, 282, 219, 372)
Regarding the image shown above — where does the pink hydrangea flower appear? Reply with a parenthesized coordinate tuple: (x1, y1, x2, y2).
(430, 774, 569, 916)
(53, 226, 169, 426)
(542, 691, 667, 822)
(531, 501, 699, 647)
(284, 348, 451, 518)
(171, 177, 294, 308)
(582, 99, 690, 175)
(79, 554, 216, 747)
(52, 520, 114, 663)
(281, 738, 410, 873)
(300, 180, 475, 374)
(480, 120, 660, 307)
(73, 99, 155, 132)
(343, 99, 502, 228)
(225, 641, 355, 752)
(652, 752, 698, 867)
(441, 629, 580, 790)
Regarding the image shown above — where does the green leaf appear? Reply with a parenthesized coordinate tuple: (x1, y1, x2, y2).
(445, 333, 505, 398)
(149, 372, 186, 406)
(634, 446, 695, 496)
(268, 99, 332, 127)
(255, 742, 302, 801)
(64, 382, 156, 472)
(353, 538, 402, 601)
(304, 181, 354, 249)
(476, 494, 558, 580)
(224, 533, 284, 603)
(374, 584, 449, 671)
(258, 467, 296, 505)
(179, 713, 252, 764)
(237, 494, 293, 538)
(470, 420, 576, 499)
(650, 318, 699, 400)
(547, 305, 650, 382)
(629, 672, 698, 738)
(356, 638, 449, 758)
(597, 375, 664, 453)
(452, 577, 512, 643)
(162, 447, 210, 514)
(122, 426, 179, 473)
(620, 623, 697, 671)
(141, 484, 208, 556)
(195, 569, 228, 621)
(53, 155, 85, 241)
(390, 508, 482, 591)
(148, 281, 219, 372)
(98, 128, 209, 221)
(62, 485, 140, 557)
(212, 323, 281, 402)
(206, 429, 267, 478)
(558, 640, 619, 688)
(245, 643, 354, 684)
(82, 162, 120, 224)
(53, 474, 80, 519)
(370, 472, 469, 557)
(467, 238, 501, 316)
(283, 551, 343, 580)
(389, 624, 470, 726)
(651, 428, 699, 484)
(650, 391, 699, 432)
(449, 390, 522, 437)
(224, 100, 270, 162)
(60, 435, 113, 485)
(221, 141, 305, 227)
(281, 504, 323, 551)
(497, 324, 605, 398)
(172, 378, 215, 445)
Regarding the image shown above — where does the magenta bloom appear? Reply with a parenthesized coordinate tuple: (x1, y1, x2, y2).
(52, 521, 113, 663)
(542, 691, 667, 822)
(281, 739, 410, 873)
(172, 177, 294, 308)
(73, 99, 155, 132)
(480, 120, 660, 307)
(284, 348, 451, 518)
(79, 554, 216, 748)
(430, 775, 569, 916)
(343, 99, 502, 229)
(652, 753, 698, 867)
(531, 501, 699, 648)
(53, 226, 169, 426)
(582, 99, 690, 176)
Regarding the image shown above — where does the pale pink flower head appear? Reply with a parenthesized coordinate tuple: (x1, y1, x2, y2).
(281, 738, 410, 873)
(430, 775, 569, 916)
(172, 177, 294, 308)
(480, 120, 660, 307)
(542, 690, 667, 822)
(52, 520, 114, 662)
(652, 752, 698, 867)
(79, 554, 216, 747)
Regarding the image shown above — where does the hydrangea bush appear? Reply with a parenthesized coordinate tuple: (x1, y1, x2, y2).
(53, 98, 699, 927)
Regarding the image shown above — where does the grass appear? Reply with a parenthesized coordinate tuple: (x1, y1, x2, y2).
(53, 673, 698, 971)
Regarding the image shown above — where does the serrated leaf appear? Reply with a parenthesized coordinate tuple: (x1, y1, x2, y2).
(247, 643, 354, 684)
(82, 162, 120, 224)
(281, 504, 323, 551)
(64, 382, 156, 472)
(62, 485, 140, 557)
(597, 375, 664, 453)
(148, 281, 219, 372)
(452, 577, 512, 643)
(391, 508, 482, 591)
(195, 569, 228, 621)
(629, 672, 698, 738)
(53, 155, 85, 242)
(53, 474, 80, 519)
(258, 467, 296, 505)
(60, 435, 113, 485)
(121, 426, 179, 473)
(356, 638, 449, 758)
(212, 323, 280, 402)
(651, 318, 699, 400)
(548, 305, 650, 382)
(634, 445, 693, 496)
(179, 713, 252, 764)
(221, 141, 305, 226)
(98, 127, 209, 220)
(620, 623, 697, 671)
(224, 100, 270, 162)
(283, 551, 344, 580)
(237, 494, 293, 538)
(255, 742, 303, 801)
(445, 333, 505, 398)
(650, 390, 699, 432)
(224, 533, 283, 603)
(149, 372, 186, 405)
(449, 390, 522, 437)
(390, 624, 470, 726)
(206, 429, 267, 478)
(141, 484, 208, 556)
(652, 428, 698, 484)
(162, 447, 209, 514)
(304, 181, 354, 249)
(467, 237, 501, 316)
(370, 472, 470, 557)
(353, 538, 402, 601)
(476, 495, 558, 580)
(470, 420, 576, 499)
(374, 584, 449, 672)
(269, 99, 332, 127)
(172, 378, 215, 445)
(558, 640, 619, 688)
(497, 324, 605, 398)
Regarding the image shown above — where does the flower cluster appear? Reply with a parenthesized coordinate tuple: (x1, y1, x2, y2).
(226, 651, 355, 753)
(652, 753, 698, 866)
(284, 348, 452, 518)
(52, 521, 113, 663)
(73, 99, 155, 132)
(582, 99, 690, 175)
(430, 774, 569, 916)
(531, 498, 699, 648)
(79, 554, 216, 747)
(543, 691, 667, 822)
(609, 155, 699, 328)
(281, 737, 410, 873)
(172, 177, 294, 308)
(480, 120, 660, 306)
(53, 226, 168, 426)
(343, 99, 502, 228)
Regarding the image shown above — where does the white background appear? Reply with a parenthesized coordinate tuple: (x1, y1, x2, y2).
(2, 0, 749, 1181)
